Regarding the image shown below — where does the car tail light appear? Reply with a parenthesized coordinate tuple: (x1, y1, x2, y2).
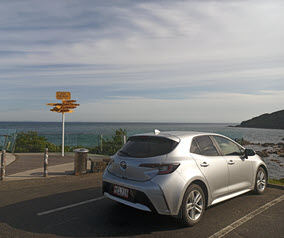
(139, 163, 180, 175)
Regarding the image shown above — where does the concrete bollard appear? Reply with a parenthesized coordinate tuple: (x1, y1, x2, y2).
(44, 148, 48, 177)
(1, 150, 6, 181)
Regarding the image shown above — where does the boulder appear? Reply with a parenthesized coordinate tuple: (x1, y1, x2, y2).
(256, 150, 269, 157)
(261, 143, 275, 147)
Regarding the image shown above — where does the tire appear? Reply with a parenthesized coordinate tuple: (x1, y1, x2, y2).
(181, 184, 205, 226)
(254, 167, 267, 195)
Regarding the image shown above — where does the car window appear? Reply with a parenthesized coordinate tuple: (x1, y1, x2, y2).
(194, 136, 219, 156)
(213, 136, 243, 156)
(190, 139, 202, 154)
(117, 136, 178, 158)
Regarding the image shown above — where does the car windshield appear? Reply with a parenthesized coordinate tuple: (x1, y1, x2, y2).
(117, 136, 178, 158)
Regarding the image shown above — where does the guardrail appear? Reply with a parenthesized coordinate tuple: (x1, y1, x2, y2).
(0, 134, 17, 153)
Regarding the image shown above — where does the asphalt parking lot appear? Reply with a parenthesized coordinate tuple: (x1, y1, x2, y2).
(0, 174, 283, 238)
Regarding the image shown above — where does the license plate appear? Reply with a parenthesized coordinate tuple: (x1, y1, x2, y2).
(113, 185, 129, 198)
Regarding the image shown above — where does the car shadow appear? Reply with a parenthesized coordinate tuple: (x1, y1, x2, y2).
(0, 187, 189, 237)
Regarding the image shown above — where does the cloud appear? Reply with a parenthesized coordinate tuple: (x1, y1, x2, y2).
(0, 0, 283, 122)
(3, 90, 280, 123)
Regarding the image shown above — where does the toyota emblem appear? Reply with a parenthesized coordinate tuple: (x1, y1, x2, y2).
(120, 161, 127, 170)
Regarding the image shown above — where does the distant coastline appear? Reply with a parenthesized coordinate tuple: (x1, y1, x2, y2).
(235, 110, 284, 130)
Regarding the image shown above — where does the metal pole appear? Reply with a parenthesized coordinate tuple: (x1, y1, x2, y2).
(62, 112, 65, 157)
(123, 135, 126, 144)
(44, 148, 48, 177)
(100, 134, 103, 152)
(1, 150, 6, 181)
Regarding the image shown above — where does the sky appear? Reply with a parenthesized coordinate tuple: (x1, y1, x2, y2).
(0, 0, 283, 123)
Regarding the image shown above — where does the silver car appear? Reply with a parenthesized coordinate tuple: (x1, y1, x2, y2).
(102, 130, 268, 226)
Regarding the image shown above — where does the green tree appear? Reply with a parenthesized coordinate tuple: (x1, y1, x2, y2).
(89, 128, 127, 155)
(14, 131, 60, 152)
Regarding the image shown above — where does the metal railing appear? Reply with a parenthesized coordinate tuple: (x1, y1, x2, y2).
(0, 133, 17, 153)
(39, 133, 127, 155)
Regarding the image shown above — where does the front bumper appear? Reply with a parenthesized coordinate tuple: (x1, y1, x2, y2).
(102, 169, 171, 215)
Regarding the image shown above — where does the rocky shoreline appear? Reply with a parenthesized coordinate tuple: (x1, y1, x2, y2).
(236, 138, 284, 179)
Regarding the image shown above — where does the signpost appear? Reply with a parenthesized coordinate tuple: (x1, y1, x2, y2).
(46, 92, 79, 157)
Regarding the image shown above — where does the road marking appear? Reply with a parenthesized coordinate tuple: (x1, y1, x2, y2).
(209, 194, 284, 238)
(37, 196, 105, 216)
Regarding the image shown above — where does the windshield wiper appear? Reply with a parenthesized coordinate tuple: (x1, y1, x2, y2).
(118, 150, 132, 157)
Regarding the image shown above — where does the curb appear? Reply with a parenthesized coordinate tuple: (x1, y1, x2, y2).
(6, 153, 17, 166)
(267, 183, 284, 190)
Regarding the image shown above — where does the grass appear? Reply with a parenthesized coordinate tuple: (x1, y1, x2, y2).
(268, 178, 284, 186)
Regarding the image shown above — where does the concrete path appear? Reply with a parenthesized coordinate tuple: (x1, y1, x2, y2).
(6, 153, 16, 166)
(4, 153, 108, 181)
(5, 161, 90, 181)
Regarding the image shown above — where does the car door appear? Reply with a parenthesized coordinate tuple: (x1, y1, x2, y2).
(190, 136, 229, 200)
(212, 136, 253, 194)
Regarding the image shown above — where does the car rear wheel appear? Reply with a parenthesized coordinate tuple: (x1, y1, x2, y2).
(254, 167, 267, 195)
(181, 184, 205, 226)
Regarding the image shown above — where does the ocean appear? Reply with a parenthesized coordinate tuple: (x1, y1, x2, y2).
(0, 122, 283, 147)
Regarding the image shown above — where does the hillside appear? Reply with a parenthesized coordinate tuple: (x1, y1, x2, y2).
(236, 110, 284, 130)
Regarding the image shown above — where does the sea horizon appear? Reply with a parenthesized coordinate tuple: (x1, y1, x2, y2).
(1, 121, 283, 146)
(0, 121, 238, 124)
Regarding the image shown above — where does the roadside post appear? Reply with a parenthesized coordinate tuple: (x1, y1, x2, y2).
(46, 92, 80, 157)
(0, 150, 6, 181)
(44, 148, 48, 177)
(100, 134, 103, 152)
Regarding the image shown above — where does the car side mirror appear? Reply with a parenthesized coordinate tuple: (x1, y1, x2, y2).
(244, 148, 255, 159)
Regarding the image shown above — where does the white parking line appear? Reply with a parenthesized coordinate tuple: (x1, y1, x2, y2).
(37, 196, 105, 216)
(209, 194, 284, 238)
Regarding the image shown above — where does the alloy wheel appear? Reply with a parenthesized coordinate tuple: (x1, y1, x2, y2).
(186, 190, 203, 221)
(257, 170, 266, 191)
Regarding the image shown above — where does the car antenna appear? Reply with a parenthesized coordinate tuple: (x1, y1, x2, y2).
(154, 129, 160, 135)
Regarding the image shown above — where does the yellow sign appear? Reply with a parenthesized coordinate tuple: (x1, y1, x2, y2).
(56, 91, 71, 100)
(46, 91, 79, 157)
(47, 92, 79, 114)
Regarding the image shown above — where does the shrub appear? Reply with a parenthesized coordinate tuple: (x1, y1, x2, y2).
(14, 131, 60, 152)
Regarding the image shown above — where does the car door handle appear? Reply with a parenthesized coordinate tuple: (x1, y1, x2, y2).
(200, 162, 209, 167)
(228, 160, 235, 165)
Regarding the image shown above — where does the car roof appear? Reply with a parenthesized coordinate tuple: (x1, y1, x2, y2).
(132, 130, 221, 141)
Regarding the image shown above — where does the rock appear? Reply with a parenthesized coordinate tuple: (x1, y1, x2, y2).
(277, 142, 284, 147)
(235, 138, 250, 145)
(89, 158, 109, 173)
(271, 159, 281, 164)
(256, 150, 269, 157)
(261, 143, 275, 147)
(93, 161, 108, 173)
(103, 158, 110, 163)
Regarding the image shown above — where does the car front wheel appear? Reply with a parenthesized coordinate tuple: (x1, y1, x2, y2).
(181, 184, 205, 226)
(254, 167, 267, 195)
